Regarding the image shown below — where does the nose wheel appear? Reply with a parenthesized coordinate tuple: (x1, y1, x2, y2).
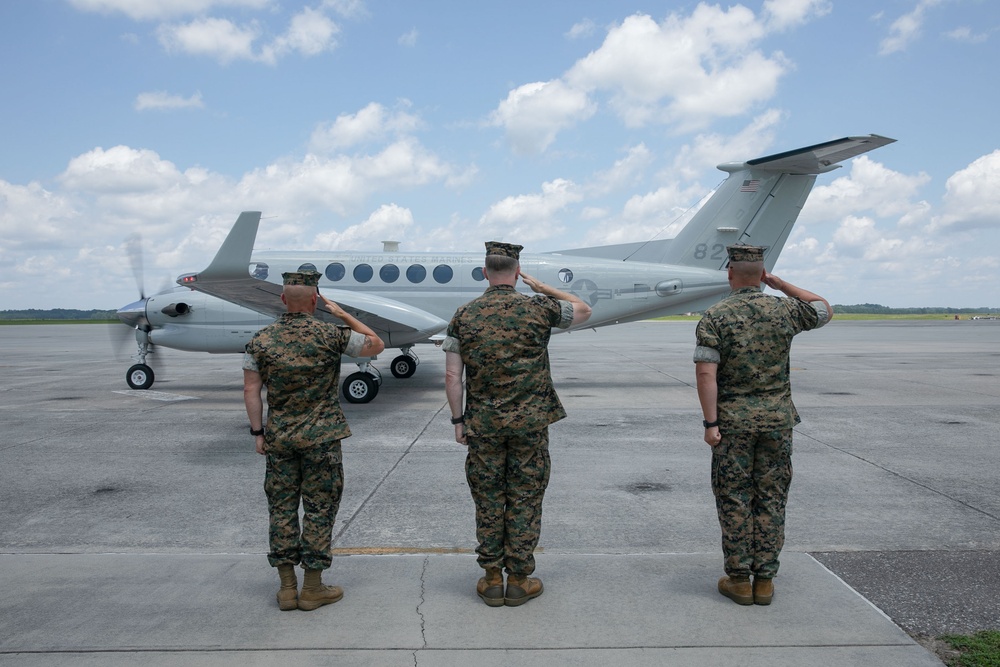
(125, 328, 156, 390)
(126, 363, 155, 390)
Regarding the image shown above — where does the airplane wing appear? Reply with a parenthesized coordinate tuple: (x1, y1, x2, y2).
(177, 212, 448, 346)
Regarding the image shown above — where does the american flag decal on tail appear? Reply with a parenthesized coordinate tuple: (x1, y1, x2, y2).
(740, 179, 760, 192)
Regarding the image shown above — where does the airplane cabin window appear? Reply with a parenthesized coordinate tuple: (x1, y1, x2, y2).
(433, 264, 453, 284)
(325, 263, 346, 281)
(380, 264, 400, 283)
(407, 265, 426, 283)
(251, 262, 269, 280)
(472, 267, 485, 281)
(354, 264, 374, 283)
(298, 262, 318, 272)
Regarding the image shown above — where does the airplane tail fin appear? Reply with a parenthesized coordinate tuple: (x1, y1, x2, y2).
(658, 134, 895, 271)
(551, 136, 897, 269)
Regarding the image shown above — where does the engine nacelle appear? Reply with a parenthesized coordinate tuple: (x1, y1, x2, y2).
(160, 302, 191, 317)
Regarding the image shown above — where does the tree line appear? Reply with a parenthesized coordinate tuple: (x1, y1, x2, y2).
(0, 309, 118, 321)
(831, 304, 997, 315)
(1, 305, 997, 321)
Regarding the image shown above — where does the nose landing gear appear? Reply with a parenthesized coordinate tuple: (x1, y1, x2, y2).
(125, 328, 155, 390)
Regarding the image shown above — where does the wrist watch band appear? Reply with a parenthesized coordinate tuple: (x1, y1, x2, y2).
(450, 415, 465, 425)
(250, 426, 265, 436)
(703, 419, 719, 429)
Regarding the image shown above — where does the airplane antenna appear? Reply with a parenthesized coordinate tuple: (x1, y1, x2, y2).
(620, 177, 725, 262)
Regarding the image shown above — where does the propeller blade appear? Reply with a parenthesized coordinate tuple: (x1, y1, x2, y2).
(109, 321, 134, 362)
(126, 234, 145, 299)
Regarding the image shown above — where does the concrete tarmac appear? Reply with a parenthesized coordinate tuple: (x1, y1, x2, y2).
(1, 319, 998, 665)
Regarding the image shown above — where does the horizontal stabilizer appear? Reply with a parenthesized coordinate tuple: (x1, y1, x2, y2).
(742, 134, 896, 174)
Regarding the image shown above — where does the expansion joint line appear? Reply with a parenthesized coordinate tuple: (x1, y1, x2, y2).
(799, 431, 1000, 522)
(334, 406, 447, 544)
(581, 342, 696, 388)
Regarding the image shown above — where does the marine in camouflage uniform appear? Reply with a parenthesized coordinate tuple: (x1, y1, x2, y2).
(243, 270, 383, 610)
(694, 245, 831, 605)
(443, 241, 592, 606)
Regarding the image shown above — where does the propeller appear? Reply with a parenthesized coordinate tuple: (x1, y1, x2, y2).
(110, 234, 164, 387)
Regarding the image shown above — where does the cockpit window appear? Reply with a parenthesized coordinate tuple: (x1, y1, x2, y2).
(407, 265, 426, 283)
(354, 264, 373, 283)
(433, 265, 453, 284)
(325, 263, 346, 282)
(251, 262, 269, 280)
(380, 264, 400, 283)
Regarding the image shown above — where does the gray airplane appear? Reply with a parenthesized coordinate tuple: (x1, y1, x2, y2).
(116, 134, 895, 402)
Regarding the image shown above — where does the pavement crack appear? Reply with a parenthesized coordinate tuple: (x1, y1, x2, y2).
(413, 554, 429, 665)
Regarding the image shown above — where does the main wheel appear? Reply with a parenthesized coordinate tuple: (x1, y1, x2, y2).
(390, 354, 417, 379)
(343, 372, 379, 404)
(126, 363, 154, 390)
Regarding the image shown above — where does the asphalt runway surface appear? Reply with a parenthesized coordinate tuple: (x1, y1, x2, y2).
(1, 319, 997, 665)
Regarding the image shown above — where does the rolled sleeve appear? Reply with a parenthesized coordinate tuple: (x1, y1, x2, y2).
(693, 345, 721, 364)
(810, 300, 831, 328)
(555, 300, 574, 329)
(241, 351, 259, 372)
(344, 331, 368, 358)
(441, 335, 461, 354)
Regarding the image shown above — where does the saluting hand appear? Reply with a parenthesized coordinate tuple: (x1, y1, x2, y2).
(320, 293, 347, 319)
(762, 272, 785, 291)
(520, 272, 546, 294)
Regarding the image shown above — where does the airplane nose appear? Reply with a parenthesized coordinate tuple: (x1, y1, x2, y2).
(117, 298, 150, 329)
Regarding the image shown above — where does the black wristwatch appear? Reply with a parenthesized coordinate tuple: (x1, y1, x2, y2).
(250, 426, 265, 436)
(450, 415, 465, 425)
(703, 419, 719, 429)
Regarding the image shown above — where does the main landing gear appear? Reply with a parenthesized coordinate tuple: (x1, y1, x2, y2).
(389, 348, 419, 379)
(341, 347, 421, 404)
(342, 362, 382, 404)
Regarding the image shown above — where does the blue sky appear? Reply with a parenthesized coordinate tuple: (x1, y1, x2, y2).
(1, 0, 998, 310)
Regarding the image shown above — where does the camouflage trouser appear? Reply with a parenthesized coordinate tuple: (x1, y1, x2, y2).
(264, 440, 344, 571)
(711, 428, 792, 579)
(466, 430, 551, 576)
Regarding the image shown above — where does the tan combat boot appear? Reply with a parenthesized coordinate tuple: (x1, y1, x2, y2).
(298, 568, 343, 611)
(505, 574, 543, 607)
(718, 576, 753, 605)
(276, 564, 298, 611)
(753, 577, 773, 605)
(476, 567, 504, 607)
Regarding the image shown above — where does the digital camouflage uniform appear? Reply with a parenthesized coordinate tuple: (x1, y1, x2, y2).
(243, 312, 365, 571)
(694, 286, 828, 579)
(443, 284, 574, 576)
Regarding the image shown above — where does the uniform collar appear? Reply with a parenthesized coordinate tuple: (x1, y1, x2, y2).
(486, 284, 517, 294)
(730, 286, 762, 296)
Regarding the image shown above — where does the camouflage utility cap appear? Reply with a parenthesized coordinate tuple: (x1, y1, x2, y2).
(485, 241, 523, 260)
(282, 271, 321, 287)
(726, 245, 765, 263)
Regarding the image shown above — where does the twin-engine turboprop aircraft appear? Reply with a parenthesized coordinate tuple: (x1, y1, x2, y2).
(116, 134, 895, 402)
